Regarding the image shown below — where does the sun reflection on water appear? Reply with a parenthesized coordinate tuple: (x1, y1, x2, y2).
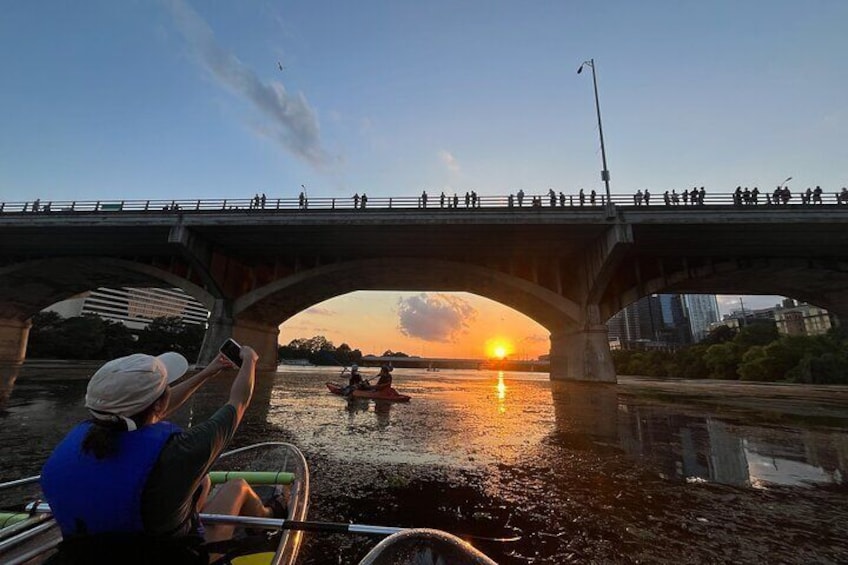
(496, 371, 506, 413)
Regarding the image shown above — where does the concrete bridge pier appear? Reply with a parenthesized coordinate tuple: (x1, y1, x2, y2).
(231, 320, 280, 372)
(549, 324, 616, 383)
(0, 319, 31, 366)
(198, 307, 279, 372)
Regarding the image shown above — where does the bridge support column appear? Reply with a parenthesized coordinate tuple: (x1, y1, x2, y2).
(197, 300, 234, 367)
(549, 324, 616, 383)
(198, 301, 278, 371)
(232, 320, 279, 372)
(0, 319, 31, 366)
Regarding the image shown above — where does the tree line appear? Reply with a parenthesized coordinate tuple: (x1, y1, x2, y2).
(27, 312, 205, 361)
(278, 335, 408, 366)
(612, 322, 848, 384)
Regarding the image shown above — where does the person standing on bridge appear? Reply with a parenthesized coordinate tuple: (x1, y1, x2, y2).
(421, 190, 428, 208)
(517, 189, 525, 207)
(40, 345, 284, 562)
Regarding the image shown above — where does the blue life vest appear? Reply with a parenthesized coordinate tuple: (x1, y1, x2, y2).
(41, 421, 181, 536)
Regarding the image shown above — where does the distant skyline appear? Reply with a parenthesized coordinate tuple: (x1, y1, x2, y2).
(2, 2, 843, 359)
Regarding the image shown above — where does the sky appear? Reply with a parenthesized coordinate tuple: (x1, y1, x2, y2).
(2, 1, 845, 359)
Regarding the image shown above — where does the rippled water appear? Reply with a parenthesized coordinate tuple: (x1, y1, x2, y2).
(1, 365, 847, 563)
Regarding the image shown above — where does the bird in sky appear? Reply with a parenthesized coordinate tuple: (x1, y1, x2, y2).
(277, 61, 285, 71)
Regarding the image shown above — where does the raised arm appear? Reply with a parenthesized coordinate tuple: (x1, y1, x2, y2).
(164, 355, 231, 418)
(228, 346, 259, 425)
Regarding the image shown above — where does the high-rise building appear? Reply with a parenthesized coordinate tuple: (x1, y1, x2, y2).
(682, 294, 720, 342)
(608, 293, 719, 347)
(44, 287, 208, 331)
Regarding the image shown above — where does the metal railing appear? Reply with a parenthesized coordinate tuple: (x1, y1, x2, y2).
(1, 190, 846, 215)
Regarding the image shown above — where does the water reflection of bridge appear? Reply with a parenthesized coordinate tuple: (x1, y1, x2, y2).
(550, 381, 847, 488)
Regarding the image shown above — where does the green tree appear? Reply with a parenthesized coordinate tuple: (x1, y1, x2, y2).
(703, 342, 740, 379)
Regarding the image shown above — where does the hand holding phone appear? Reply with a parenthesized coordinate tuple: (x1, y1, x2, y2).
(219, 338, 243, 367)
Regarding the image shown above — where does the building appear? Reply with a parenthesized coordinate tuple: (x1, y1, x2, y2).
(44, 287, 209, 331)
(608, 293, 703, 349)
(682, 294, 720, 342)
(773, 299, 833, 336)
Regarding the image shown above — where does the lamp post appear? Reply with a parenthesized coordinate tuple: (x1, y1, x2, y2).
(577, 58, 612, 212)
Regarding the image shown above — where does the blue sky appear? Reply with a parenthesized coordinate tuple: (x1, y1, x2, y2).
(2, 1, 844, 355)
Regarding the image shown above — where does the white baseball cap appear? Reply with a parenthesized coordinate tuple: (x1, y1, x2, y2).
(85, 352, 188, 430)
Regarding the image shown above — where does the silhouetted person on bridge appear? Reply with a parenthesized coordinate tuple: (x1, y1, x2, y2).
(353, 193, 360, 209)
(517, 189, 525, 207)
(421, 190, 428, 208)
(440, 192, 445, 208)
(298, 192, 306, 209)
(508, 194, 514, 208)
(839, 187, 848, 204)
(813, 186, 823, 204)
(549, 189, 556, 207)
(634, 190, 643, 205)
(644, 190, 651, 206)
(802, 188, 812, 205)
(590, 190, 596, 205)
(751, 187, 760, 205)
(663, 190, 670, 205)
(453, 194, 459, 208)
(360, 193, 368, 208)
(781, 186, 792, 205)
(559, 192, 566, 207)
(671, 190, 679, 205)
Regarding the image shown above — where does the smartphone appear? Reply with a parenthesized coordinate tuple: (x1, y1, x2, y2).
(219, 338, 243, 367)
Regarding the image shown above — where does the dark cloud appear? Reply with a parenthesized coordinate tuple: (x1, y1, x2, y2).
(397, 293, 476, 343)
(166, 0, 331, 168)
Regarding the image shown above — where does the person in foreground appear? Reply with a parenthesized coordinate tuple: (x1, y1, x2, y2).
(40, 345, 275, 564)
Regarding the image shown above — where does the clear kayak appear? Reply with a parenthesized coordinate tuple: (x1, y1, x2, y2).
(357, 528, 498, 565)
(326, 382, 411, 402)
(0, 441, 309, 565)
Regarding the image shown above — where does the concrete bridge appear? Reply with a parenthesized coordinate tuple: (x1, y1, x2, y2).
(1, 193, 847, 382)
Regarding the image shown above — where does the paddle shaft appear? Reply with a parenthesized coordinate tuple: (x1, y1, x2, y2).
(25, 504, 521, 543)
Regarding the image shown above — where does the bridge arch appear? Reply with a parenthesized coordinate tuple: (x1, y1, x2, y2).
(233, 258, 582, 331)
(602, 258, 848, 324)
(0, 257, 214, 366)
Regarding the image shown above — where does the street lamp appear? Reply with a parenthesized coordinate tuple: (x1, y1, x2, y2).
(577, 58, 612, 212)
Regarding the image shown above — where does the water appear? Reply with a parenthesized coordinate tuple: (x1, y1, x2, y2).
(1, 365, 847, 563)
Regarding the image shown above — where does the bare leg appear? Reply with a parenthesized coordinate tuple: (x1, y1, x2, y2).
(202, 478, 271, 543)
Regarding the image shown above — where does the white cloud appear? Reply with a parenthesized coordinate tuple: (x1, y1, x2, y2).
(397, 293, 476, 342)
(165, 0, 331, 169)
(438, 150, 460, 173)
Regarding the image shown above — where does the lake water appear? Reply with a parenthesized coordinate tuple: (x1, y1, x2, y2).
(1, 364, 847, 564)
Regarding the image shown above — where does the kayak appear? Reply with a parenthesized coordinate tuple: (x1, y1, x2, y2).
(0, 442, 309, 565)
(357, 528, 497, 564)
(326, 382, 411, 403)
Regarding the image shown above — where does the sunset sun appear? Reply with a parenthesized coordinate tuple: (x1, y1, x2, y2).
(486, 338, 512, 360)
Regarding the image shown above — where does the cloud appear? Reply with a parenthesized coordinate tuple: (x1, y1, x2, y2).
(438, 150, 460, 173)
(165, 0, 331, 168)
(397, 293, 476, 342)
(304, 306, 334, 316)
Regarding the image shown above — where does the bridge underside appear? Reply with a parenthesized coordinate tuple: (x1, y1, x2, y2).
(2, 210, 848, 384)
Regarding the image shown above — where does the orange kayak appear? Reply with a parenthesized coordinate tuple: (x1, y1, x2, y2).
(326, 382, 411, 403)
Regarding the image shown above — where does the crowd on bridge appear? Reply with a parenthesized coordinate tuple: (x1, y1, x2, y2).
(7, 184, 848, 214)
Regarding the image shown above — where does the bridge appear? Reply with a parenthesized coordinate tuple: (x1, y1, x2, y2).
(1, 192, 847, 382)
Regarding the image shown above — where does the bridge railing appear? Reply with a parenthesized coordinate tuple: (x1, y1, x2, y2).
(1, 190, 846, 214)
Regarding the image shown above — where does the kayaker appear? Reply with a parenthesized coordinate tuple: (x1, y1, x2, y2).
(342, 364, 364, 395)
(373, 364, 394, 391)
(40, 345, 281, 563)
(349, 364, 363, 388)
